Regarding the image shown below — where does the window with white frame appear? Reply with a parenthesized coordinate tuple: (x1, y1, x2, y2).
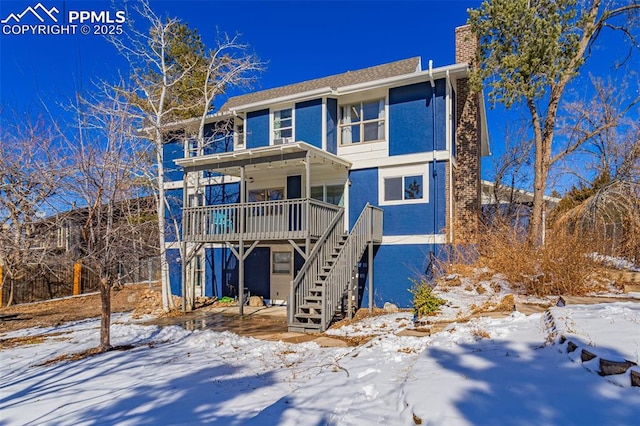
(339, 99, 385, 145)
(187, 137, 199, 157)
(311, 183, 344, 206)
(272, 251, 292, 275)
(273, 108, 293, 144)
(235, 123, 245, 148)
(378, 164, 429, 206)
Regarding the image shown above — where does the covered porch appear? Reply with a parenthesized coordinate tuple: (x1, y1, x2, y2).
(175, 142, 352, 313)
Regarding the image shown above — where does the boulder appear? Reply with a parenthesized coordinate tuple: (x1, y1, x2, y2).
(383, 302, 399, 312)
(249, 295, 265, 307)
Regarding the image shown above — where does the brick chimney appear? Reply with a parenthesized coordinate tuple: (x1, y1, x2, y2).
(452, 24, 482, 244)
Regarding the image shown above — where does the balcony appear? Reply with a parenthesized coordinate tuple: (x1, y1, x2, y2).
(183, 198, 342, 243)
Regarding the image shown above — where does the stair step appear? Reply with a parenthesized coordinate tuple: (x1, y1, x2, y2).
(305, 295, 323, 302)
(288, 324, 322, 333)
(294, 313, 322, 321)
(299, 304, 322, 311)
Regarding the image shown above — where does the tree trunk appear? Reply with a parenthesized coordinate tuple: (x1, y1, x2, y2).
(99, 277, 112, 352)
(156, 134, 174, 313)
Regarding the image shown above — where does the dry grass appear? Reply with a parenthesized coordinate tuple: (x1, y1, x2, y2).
(445, 224, 611, 297)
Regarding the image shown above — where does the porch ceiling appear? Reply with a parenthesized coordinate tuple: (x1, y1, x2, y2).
(175, 142, 352, 176)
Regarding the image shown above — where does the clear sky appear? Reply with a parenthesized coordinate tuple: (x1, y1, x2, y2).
(1, 0, 637, 188)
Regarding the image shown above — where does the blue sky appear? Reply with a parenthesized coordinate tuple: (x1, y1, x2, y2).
(1, 0, 637, 189)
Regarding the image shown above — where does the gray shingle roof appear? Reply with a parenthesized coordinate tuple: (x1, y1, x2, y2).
(221, 57, 421, 111)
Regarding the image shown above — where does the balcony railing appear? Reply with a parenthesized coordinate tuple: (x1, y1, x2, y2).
(183, 198, 342, 242)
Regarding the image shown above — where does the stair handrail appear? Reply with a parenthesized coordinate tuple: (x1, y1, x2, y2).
(320, 203, 380, 330)
(288, 208, 344, 325)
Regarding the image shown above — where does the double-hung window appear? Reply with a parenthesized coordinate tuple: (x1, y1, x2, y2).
(340, 99, 385, 145)
(378, 165, 428, 206)
(273, 108, 293, 144)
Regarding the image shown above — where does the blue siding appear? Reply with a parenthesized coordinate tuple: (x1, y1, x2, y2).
(205, 247, 237, 298)
(348, 162, 446, 235)
(326, 98, 338, 154)
(246, 109, 270, 148)
(348, 168, 379, 229)
(164, 188, 183, 242)
(389, 79, 447, 156)
(167, 248, 182, 296)
(295, 99, 322, 148)
(363, 244, 443, 308)
(162, 138, 183, 182)
(383, 162, 447, 235)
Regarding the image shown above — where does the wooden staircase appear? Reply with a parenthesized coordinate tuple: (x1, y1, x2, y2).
(288, 204, 382, 333)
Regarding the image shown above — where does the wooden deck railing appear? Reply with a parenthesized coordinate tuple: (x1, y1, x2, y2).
(183, 198, 341, 242)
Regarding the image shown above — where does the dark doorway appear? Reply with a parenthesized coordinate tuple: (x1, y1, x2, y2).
(245, 247, 270, 298)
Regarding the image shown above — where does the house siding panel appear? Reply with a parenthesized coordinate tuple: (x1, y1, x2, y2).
(348, 168, 379, 229)
(246, 109, 270, 148)
(167, 248, 181, 296)
(326, 98, 338, 154)
(163, 139, 183, 182)
(383, 161, 447, 235)
(164, 188, 183, 243)
(389, 79, 447, 156)
(365, 243, 442, 308)
(295, 99, 322, 148)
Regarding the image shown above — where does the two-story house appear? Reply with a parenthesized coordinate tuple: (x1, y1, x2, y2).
(163, 25, 489, 332)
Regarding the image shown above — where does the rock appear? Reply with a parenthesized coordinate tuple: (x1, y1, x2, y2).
(599, 358, 636, 376)
(631, 369, 640, 387)
(581, 348, 597, 362)
(383, 302, 399, 312)
(248, 296, 264, 307)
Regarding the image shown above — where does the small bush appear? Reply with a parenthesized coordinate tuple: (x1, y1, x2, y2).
(409, 278, 446, 317)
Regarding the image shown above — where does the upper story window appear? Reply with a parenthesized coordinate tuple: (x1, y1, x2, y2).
(187, 137, 199, 157)
(235, 123, 245, 148)
(340, 99, 385, 145)
(273, 108, 293, 145)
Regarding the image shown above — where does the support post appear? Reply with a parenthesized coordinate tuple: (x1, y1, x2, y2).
(181, 173, 188, 312)
(73, 262, 82, 296)
(239, 166, 246, 316)
(305, 151, 311, 255)
(368, 240, 374, 312)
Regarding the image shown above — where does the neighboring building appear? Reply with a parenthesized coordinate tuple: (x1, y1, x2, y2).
(0, 196, 159, 305)
(165, 25, 489, 332)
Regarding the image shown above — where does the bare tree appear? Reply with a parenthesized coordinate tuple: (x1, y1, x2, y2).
(0, 114, 67, 306)
(485, 122, 534, 224)
(554, 76, 640, 260)
(67, 92, 154, 351)
(107, 0, 263, 311)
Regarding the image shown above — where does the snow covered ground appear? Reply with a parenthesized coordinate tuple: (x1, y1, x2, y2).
(2, 298, 640, 425)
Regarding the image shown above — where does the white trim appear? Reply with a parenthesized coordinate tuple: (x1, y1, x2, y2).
(321, 98, 327, 151)
(335, 63, 468, 95)
(378, 163, 429, 206)
(349, 150, 449, 170)
(271, 106, 295, 145)
(229, 87, 336, 113)
(381, 234, 446, 245)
